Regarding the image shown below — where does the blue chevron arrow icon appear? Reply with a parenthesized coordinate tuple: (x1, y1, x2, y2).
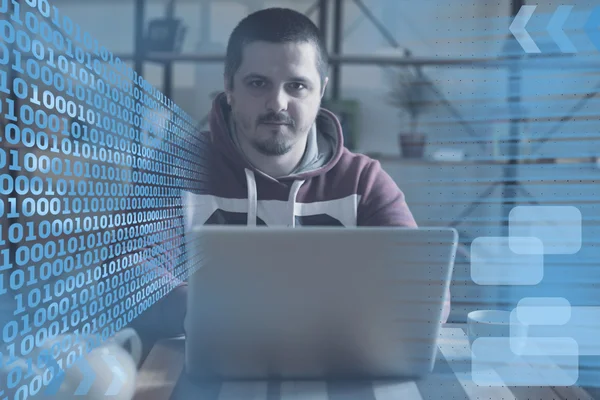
(103, 354, 126, 396)
(547, 5, 576, 53)
(585, 6, 600, 51)
(74, 356, 96, 395)
(510, 5, 541, 53)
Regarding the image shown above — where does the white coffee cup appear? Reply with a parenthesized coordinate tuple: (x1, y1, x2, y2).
(467, 310, 528, 356)
(1, 328, 142, 400)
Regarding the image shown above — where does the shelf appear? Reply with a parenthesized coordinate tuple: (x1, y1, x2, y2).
(112, 53, 597, 70)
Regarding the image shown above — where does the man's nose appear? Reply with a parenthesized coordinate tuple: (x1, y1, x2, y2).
(265, 88, 289, 113)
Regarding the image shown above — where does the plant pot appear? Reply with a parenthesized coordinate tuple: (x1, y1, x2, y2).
(399, 133, 426, 158)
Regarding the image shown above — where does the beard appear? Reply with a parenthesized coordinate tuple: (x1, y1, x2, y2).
(231, 108, 299, 156)
(228, 95, 319, 157)
(251, 125, 295, 156)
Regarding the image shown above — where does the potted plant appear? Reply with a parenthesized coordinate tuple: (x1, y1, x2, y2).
(385, 66, 439, 158)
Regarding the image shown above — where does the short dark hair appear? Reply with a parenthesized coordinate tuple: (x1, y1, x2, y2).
(224, 8, 328, 90)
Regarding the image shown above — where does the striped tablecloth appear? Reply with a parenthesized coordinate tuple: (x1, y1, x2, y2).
(134, 325, 594, 400)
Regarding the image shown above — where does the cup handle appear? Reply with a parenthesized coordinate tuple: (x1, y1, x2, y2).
(112, 327, 142, 367)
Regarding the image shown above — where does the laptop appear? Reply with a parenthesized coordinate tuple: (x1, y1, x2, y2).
(183, 226, 458, 380)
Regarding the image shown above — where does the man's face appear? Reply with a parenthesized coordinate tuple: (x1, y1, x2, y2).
(225, 41, 328, 156)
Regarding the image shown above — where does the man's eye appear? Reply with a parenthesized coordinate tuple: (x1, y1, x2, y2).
(288, 82, 306, 91)
(249, 80, 265, 88)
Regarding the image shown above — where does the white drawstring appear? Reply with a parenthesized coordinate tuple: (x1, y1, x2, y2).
(245, 169, 257, 226)
(245, 168, 305, 227)
(288, 180, 305, 227)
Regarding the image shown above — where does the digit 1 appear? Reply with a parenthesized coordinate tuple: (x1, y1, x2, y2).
(0, 248, 11, 271)
(46, 47, 56, 67)
(13, 293, 26, 315)
(45, 177, 54, 195)
(9, 0, 23, 26)
(30, 84, 41, 106)
(50, 5, 61, 28)
(11, 49, 24, 74)
(8, 149, 20, 171)
(5, 342, 17, 366)
(4, 98, 17, 121)
(24, 356, 34, 379)
(0, 69, 9, 94)
(20, 314, 31, 335)
(0, 271, 7, 295)
(6, 198, 18, 218)
(25, 221, 36, 241)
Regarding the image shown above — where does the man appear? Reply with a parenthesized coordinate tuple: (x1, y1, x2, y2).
(133, 7, 450, 350)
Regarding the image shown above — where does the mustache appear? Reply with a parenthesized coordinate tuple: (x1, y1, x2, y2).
(257, 112, 294, 126)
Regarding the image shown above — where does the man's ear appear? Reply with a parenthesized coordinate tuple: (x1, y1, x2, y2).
(320, 77, 329, 98)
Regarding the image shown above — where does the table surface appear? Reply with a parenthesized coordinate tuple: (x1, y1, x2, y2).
(133, 324, 595, 400)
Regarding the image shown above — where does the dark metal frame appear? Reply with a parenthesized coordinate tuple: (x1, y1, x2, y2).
(134, 0, 145, 77)
(330, 0, 343, 100)
(317, 0, 328, 51)
(163, 0, 176, 99)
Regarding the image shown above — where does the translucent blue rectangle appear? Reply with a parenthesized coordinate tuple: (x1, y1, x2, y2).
(509, 206, 582, 254)
(472, 337, 579, 386)
(526, 306, 600, 356)
(517, 337, 579, 356)
(516, 297, 572, 325)
(471, 236, 543, 285)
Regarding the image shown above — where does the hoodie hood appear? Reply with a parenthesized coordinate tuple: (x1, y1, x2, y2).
(186, 92, 416, 230)
(208, 92, 344, 181)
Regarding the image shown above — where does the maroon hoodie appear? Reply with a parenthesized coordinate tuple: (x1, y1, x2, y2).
(182, 93, 418, 228)
(133, 93, 450, 343)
